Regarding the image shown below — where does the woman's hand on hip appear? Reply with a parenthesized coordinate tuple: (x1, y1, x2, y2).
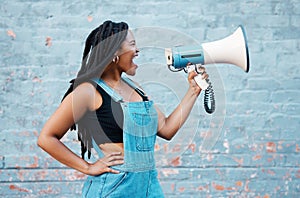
(87, 152, 124, 175)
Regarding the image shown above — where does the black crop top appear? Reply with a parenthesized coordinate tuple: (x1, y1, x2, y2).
(94, 84, 124, 143)
(77, 80, 149, 146)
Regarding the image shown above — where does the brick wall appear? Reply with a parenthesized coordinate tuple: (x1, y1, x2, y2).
(1, 0, 299, 197)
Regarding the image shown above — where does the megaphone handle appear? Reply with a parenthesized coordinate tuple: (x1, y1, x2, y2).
(186, 64, 215, 114)
(193, 75, 209, 90)
(186, 65, 209, 90)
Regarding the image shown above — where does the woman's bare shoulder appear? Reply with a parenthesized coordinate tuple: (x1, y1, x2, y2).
(72, 82, 102, 111)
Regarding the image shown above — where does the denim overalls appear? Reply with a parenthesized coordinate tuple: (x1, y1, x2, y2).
(81, 77, 165, 198)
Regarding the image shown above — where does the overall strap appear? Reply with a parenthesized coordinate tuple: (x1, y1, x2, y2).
(92, 78, 123, 103)
(121, 76, 138, 89)
(122, 76, 149, 101)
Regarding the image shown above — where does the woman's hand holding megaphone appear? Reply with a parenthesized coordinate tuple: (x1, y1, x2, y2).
(187, 63, 209, 96)
(187, 63, 209, 92)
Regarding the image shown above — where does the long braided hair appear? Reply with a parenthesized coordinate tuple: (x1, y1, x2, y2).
(62, 20, 129, 159)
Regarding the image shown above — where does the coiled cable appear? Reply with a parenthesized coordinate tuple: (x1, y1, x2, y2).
(168, 64, 216, 114)
(204, 79, 215, 114)
(194, 65, 215, 114)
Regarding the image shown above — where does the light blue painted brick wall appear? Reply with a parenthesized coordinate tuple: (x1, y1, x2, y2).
(1, 0, 299, 197)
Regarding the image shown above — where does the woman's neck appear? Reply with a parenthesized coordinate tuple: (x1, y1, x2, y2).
(101, 63, 123, 86)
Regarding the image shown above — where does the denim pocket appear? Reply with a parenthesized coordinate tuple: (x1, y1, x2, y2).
(103, 172, 128, 198)
(136, 134, 156, 151)
(129, 112, 157, 151)
(130, 112, 151, 126)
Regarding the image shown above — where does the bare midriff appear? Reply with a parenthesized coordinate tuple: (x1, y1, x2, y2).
(99, 143, 124, 156)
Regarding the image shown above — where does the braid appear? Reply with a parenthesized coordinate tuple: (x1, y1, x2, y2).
(82, 27, 99, 66)
(61, 20, 129, 159)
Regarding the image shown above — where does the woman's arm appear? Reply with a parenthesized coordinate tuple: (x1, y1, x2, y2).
(156, 69, 208, 140)
(37, 82, 123, 175)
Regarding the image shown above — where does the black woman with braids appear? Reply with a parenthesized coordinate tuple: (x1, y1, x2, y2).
(37, 20, 208, 197)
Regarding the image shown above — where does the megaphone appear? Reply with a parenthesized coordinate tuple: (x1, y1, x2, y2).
(165, 25, 250, 114)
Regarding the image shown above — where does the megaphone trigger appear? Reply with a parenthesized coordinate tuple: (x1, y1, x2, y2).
(195, 64, 205, 74)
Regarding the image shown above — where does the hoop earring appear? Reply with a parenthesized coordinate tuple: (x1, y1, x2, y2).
(113, 56, 119, 64)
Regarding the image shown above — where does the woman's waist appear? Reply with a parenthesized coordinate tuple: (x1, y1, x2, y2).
(97, 143, 156, 172)
(99, 142, 124, 156)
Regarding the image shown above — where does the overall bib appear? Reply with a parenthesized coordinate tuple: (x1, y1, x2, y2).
(81, 77, 165, 198)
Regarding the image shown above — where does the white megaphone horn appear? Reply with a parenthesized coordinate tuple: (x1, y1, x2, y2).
(165, 25, 250, 114)
(165, 25, 250, 73)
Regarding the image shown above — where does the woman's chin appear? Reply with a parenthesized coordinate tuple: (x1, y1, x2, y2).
(125, 69, 136, 76)
(125, 64, 138, 76)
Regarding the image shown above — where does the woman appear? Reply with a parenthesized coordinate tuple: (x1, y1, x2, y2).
(37, 20, 208, 197)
